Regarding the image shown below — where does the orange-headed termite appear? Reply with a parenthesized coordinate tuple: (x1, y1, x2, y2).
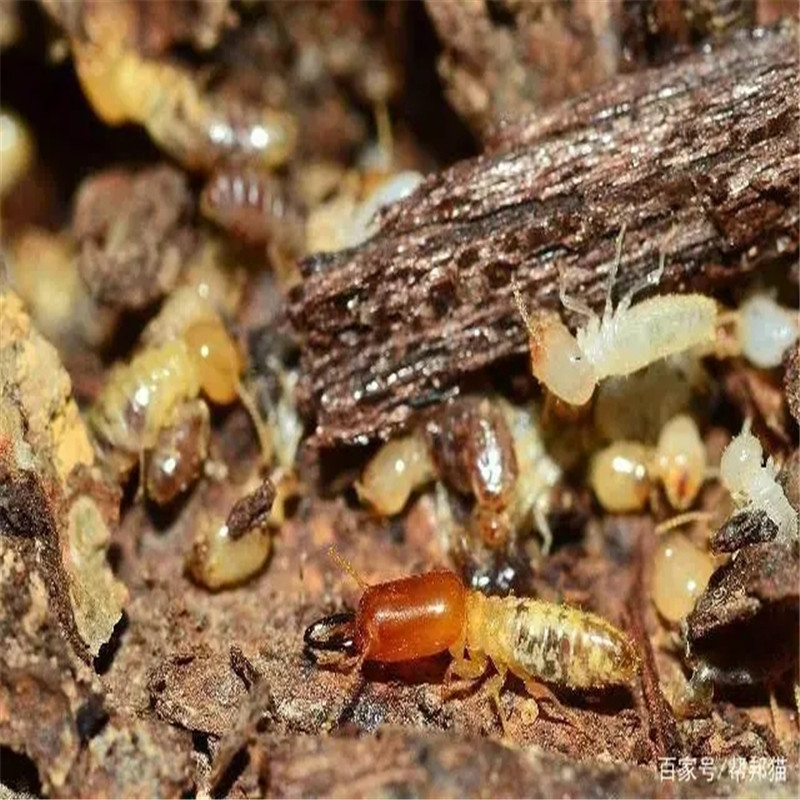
(304, 550, 640, 726)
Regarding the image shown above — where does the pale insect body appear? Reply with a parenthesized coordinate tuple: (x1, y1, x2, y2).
(590, 413, 707, 513)
(513, 226, 718, 406)
(719, 420, 798, 540)
(733, 293, 799, 368)
(455, 593, 640, 691)
(91, 339, 202, 470)
(90, 314, 270, 494)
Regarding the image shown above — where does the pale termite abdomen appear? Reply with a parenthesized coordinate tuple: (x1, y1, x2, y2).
(466, 593, 639, 690)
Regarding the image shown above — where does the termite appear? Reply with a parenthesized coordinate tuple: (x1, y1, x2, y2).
(356, 397, 561, 552)
(512, 226, 718, 406)
(304, 550, 640, 727)
(89, 313, 270, 499)
(590, 414, 708, 513)
(72, 42, 297, 172)
(718, 419, 798, 541)
(651, 531, 715, 624)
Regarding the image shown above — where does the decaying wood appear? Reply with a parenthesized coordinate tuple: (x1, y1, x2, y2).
(290, 29, 799, 446)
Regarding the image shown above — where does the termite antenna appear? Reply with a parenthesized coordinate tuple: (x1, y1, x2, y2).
(328, 546, 370, 590)
(603, 223, 627, 321)
(511, 275, 533, 333)
(235, 380, 274, 465)
(655, 511, 713, 535)
(374, 101, 393, 165)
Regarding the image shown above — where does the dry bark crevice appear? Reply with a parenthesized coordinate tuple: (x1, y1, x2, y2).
(290, 28, 799, 446)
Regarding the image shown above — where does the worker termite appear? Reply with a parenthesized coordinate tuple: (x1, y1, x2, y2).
(304, 550, 640, 728)
(590, 414, 708, 513)
(718, 419, 798, 541)
(89, 312, 269, 501)
(512, 226, 718, 406)
(651, 531, 715, 624)
(72, 42, 297, 172)
(187, 477, 275, 591)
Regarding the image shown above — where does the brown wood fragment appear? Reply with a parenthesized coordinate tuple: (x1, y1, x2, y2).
(290, 29, 798, 447)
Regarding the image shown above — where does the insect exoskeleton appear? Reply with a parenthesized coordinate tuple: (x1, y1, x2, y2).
(355, 397, 561, 552)
(305, 554, 640, 725)
(589, 414, 707, 513)
(89, 307, 269, 500)
(651, 532, 715, 624)
(731, 293, 799, 368)
(71, 41, 297, 172)
(718, 419, 798, 540)
(512, 226, 718, 406)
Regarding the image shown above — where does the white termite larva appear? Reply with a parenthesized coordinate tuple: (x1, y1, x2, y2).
(734, 293, 799, 368)
(512, 226, 718, 406)
(719, 419, 798, 541)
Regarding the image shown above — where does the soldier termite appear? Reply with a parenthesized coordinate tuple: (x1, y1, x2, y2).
(512, 226, 718, 406)
(304, 550, 640, 729)
(89, 312, 270, 501)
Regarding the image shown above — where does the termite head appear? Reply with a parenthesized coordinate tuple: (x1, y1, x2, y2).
(184, 318, 243, 405)
(303, 611, 358, 659)
(531, 316, 597, 406)
(511, 282, 595, 406)
(719, 420, 762, 495)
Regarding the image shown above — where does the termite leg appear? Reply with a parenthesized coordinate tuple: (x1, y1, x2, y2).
(484, 667, 509, 737)
(768, 686, 790, 745)
(654, 510, 713, 535)
(137, 449, 147, 501)
(523, 679, 580, 728)
(374, 101, 393, 163)
(558, 271, 595, 319)
(511, 275, 534, 334)
(602, 223, 627, 322)
(617, 250, 666, 315)
(533, 494, 553, 555)
(235, 379, 273, 465)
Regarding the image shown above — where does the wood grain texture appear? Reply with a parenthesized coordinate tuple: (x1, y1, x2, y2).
(290, 29, 799, 446)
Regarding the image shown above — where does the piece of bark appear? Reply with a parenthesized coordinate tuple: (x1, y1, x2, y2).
(426, 0, 787, 141)
(783, 340, 800, 422)
(290, 28, 799, 446)
(686, 539, 799, 686)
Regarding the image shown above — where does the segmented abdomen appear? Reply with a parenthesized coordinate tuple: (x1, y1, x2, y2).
(598, 295, 717, 379)
(466, 593, 639, 689)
